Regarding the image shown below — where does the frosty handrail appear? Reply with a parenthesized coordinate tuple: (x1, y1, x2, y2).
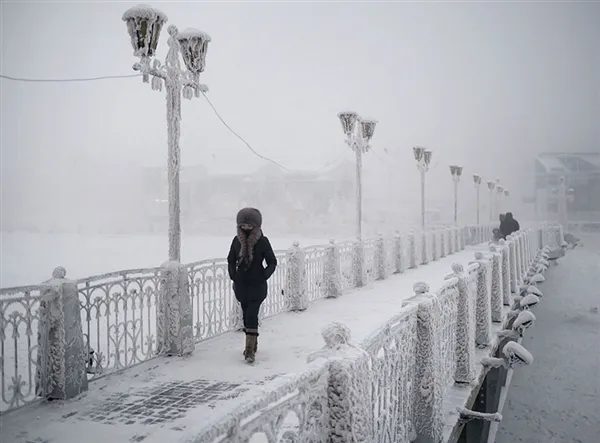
(74, 266, 164, 285)
(183, 359, 330, 442)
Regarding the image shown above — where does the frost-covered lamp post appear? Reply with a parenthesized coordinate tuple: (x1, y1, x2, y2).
(337, 112, 377, 240)
(496, 185, 504, 218)
(504, 189, 510, 212)
(122, 5, 211, 262)
(450, 165, 463, 225)
(487, 180, 496, 222)
(473, 174, 482, 225)
(414, 146, 433, 228)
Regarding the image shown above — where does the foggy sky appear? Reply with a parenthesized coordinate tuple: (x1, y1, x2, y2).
(1, 0, 599, 228)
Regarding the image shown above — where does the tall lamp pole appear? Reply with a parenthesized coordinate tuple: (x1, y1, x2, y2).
(487, 180, 496, 222)
(504, 189, 510, 213)
(450, 165, 463, 225)
(496, 185, 504, 219)
(414, 147, 433, 228)
(337, 112, 377, 241)
(122, 5, 211, 262)
(473, 174, 482, 225)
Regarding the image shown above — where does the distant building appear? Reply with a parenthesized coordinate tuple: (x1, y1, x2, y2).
(534, 152, 600, 219)
(140, 162, 355, 232)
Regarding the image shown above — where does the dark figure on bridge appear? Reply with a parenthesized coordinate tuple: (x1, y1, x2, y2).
(227, 208, 277, 364)
(500, 212, 520, 238)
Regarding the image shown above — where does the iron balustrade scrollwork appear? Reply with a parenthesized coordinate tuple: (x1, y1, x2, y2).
(0, 285, 49, 413)
(76, 268, 162, 380)
(189, 359, 330, 443)
(304, 246, 328, 302)
(436, 279, 459, 389)
(362, 306, 419, 442)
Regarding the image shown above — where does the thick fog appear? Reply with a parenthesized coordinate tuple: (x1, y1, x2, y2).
(1, 1, 599, 241)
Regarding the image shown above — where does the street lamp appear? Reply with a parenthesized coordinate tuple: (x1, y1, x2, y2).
(496, 185, 504, 218)
(414, 146, 433, 228)
(487, 180, 496, 222)
(473, 174, 482, 225)
(122, 5, 211, 262)
(449, 165, 463, 225)
(504, 189, 510, 212)
(337, 112, 377, 240)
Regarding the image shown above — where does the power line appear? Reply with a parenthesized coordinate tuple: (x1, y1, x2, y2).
(0, 71, 349, 174)
(0, 73, 142, 82)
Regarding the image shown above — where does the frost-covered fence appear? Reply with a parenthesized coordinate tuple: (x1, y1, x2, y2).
(0, 223, 497, 415)
(184, 226, 554, 442)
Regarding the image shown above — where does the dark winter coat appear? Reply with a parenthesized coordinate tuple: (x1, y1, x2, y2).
(227, 233, 277, 302)
(499, 213, 520, 238)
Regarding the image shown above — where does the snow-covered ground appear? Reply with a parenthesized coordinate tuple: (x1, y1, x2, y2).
(0, 231, 328, 287)
(496, 234, 600, 443)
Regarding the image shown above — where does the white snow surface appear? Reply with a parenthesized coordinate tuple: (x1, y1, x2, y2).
(1, 246, 485, 443)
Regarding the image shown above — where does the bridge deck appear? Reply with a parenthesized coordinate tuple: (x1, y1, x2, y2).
(0, 246, 487, 443)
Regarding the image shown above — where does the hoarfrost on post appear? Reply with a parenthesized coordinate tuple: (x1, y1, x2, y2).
(449, 263, 476, 384)
(488, 245, 504, 322)
(413, 295, 444, 442)
(286, 242, 309, 311)
(408, 231, 417, 269)
(324, 240, 343, 298)
(307, 323, 373, 442)
(470, 253, 492, 348)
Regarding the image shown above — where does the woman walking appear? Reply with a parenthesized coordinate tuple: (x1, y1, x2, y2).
(227, 208, 277, 363)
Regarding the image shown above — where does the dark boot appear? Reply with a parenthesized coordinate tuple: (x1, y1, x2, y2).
(244, 329, 258, 363)
(242, 329, 259, 354)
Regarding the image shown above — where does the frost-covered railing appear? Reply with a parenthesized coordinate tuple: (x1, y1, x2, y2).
(0, 222, 501, 414)
(0, 285, 48, 413)
(185, 225, 560, 442)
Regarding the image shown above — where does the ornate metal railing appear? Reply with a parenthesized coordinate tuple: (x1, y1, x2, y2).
(304, 246, 328, 302)
(183, 225, 558, 442)
(362, 305, 419, 442)
(2, 222, 556, 415)
(0, 285, 47, 413)
(190, 359, 330, 442)
(77, 268, 162, 380)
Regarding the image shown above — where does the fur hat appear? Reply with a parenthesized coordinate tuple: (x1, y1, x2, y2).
(236, 207, 262, 228)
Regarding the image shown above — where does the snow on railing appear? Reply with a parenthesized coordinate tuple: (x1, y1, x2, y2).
(179, 225, 560, 442)
(1, 222, 556, 415)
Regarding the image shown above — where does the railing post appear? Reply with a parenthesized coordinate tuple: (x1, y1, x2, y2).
(411, 282, 444, 442)
(507, 235, 518, 295)
(408, 231, 417, 269)
(431, 228, 438, 261)
(440, 229, 446, 258)
(421, 230, 429, 265)
(376, 233, 387, 280)
(498, 239, 512, 306)
(445, 265, 476, 384)
(488, 245, 504, 323)
(469, 253, 492, 348)
(307, 323, 373, 443)
(286, 241, 309, 311)
(448, 227, 455, 255)
(352, 240, 365, 288)
(36, 267, 88, 401)
(157, 261, 195, 356)
(324, 239, 342, 299)
(394, 231, 404, 274)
